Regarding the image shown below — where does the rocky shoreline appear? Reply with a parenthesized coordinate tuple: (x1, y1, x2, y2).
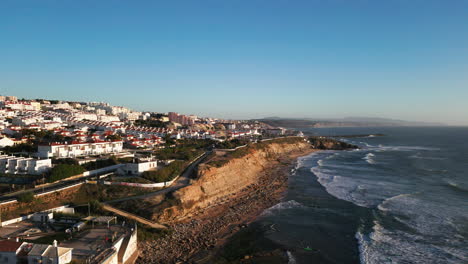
(137, 148, 317, 264)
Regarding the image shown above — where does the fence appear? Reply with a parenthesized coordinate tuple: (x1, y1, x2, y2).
(83, 164, 124, 176)
(96, 152, 206, 189)
(0, 205, 74, 227)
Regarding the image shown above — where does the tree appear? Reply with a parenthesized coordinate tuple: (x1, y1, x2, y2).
(48, 164, 85, 183)
(106, 134, 122, 141)
(17, 191, 35, 203)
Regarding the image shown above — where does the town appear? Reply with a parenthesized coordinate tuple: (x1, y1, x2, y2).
(0, 95, 302, 264)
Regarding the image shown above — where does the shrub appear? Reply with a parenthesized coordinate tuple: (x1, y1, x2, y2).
(48, 164, 85, 183)
(137, 224, 173, 241)
(81, 158, 118, 171)
(17, 191, 35, 203)
(141, 160, 187, 183)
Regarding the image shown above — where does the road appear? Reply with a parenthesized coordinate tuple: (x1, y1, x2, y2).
(0, 171, 114, 204)
(105, 152, 210, 204)
(101, 152, 210, 229)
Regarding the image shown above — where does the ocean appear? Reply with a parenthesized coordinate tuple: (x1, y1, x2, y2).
(258, 127, 468, 264)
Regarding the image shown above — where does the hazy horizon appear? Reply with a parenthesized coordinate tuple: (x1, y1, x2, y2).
(2, 1, 467, 125)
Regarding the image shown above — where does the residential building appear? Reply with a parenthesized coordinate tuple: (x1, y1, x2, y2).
(168, 112, 196, 125)
(0, 156, 52, 175)
(0, 137, 14, 148)
(0, 240, 25, 264)
(118, 158, 158, 175)
(37, 141, 123, 158)
(23, 242, 72, 264)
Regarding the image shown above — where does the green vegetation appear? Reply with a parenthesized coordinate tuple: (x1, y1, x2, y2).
(112, 177, 154, 184)
(2, 143, 36, 154)
(88, 199, 103, 214)
(215, 138, 249, 149)
(141, 160, 186, 182)
(24, 232, 69, 244)
(308, 136, 358, 150)
(106, 134, 122, 141)
(207, 137, 305, 167)
(137, 223, 173, 241)
(20, 129, 66, 144)
(48, 164, 86, 182)
(52, 158, 79, 165)
(117, 157, 134, 163)
(81, 157, 118, 171)
(17, 191, 35, 203)
(134, 119, 168, 128)
(153, 139, 212, 161)
(73, 184, 158, 204)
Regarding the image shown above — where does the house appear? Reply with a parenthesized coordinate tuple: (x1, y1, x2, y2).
(25, 242, 72, 264)
(37, 141, 123, 158)
(32, 212, 54, 223)
(0, 240, 26, 264)
(41, 243, 73, 264)
(265, 128, 285, 136)
(0, 156, 52, 175)
(118, 158, 158, 175)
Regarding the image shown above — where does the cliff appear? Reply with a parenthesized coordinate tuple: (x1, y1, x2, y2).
(157, 138, 312, 221)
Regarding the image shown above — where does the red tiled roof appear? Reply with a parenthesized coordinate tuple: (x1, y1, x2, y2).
(0, 240, 23, 252)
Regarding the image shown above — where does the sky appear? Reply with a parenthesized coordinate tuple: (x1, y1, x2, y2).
(1, 1, 467, 125)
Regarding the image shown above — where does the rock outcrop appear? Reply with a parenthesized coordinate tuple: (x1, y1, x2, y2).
(156, 139, 312, 221)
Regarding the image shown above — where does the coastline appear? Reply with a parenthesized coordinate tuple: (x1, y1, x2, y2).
(137, 147, 318, 263)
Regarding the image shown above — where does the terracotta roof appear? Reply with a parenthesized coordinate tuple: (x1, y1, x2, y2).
(0, 240, 23, 252)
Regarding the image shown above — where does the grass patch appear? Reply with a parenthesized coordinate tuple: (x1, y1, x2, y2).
(207, 137, 305, 168)
(141, 160, 187, 183)
(137, 223, 173, 241)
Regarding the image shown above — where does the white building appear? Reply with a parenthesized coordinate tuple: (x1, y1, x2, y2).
(0, 137, 14, 148)
(118, 159, 158, 175)
(98, 115, 120, 122)
(0, 156, 52, 175)
(37, 141, 123, 158)
(0, 240, 25, 264)
(25, 242, 73, 264)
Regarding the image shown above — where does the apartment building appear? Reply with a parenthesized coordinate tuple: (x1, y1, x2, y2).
(0, 155, 52, 175)
(0, 240, 72, 264)
(37, 141, 123, 158)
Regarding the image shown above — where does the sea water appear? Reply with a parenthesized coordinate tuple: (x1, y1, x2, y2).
(258, 127, 468, 264)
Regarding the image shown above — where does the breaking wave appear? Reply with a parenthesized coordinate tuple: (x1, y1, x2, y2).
(363, 153, 376, 164)
(286, 251, 297, 264)
(261, 200, 306, 216)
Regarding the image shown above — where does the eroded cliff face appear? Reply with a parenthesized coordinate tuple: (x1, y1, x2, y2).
(156, 140, 312, 222)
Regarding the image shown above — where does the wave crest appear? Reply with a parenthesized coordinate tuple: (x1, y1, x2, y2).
(261, 200, 306, 216)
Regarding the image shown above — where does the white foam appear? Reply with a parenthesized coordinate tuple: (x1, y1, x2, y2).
(409, 153, 447, 160)
(356, 220, 467, 264)
(355, 231, 371, 264)
(377, 192, 416, 212)
(376, 144, 440, 152)
(286, 251, 296, 264)
(363, 153, 376, 164)
(261, 200, 306, 216)
(317, 159, 325, 166)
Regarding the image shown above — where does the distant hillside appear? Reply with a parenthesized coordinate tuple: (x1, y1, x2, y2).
(256, 117, 444, 128)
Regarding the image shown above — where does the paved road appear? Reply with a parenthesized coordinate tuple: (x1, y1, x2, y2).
(105, 152, 209, 204)
(0, 172, 113, 204)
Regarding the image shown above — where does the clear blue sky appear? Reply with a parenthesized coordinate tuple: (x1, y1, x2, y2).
(1, 1, 467, 124)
